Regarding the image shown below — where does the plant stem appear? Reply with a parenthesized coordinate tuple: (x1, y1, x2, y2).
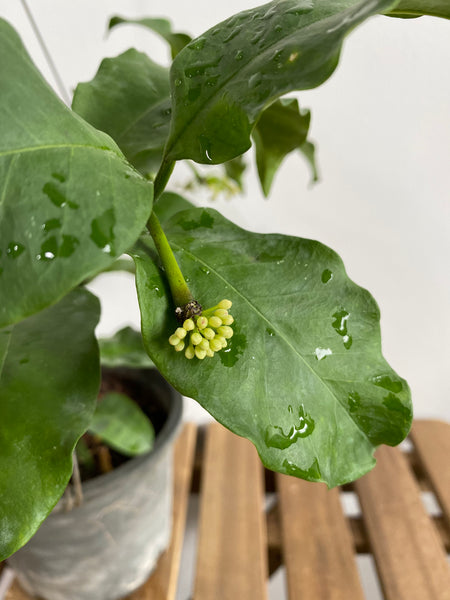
(71, 451, 83, 507)
(147, 211, 193, 308)
(153, 158, 175, 202)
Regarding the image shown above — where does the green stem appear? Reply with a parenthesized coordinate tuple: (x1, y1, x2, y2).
(147, 211, 193, 307)
(153, 158, 175, 202)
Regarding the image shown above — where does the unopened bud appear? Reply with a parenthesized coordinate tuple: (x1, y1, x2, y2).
(191, 332, 203, 346)
(199, 338, 210, 351)
(175, 327, 187, 339)
(210, 338, 223, 352)
(174, 340, 185, 352)
(185, 345, 195, 359)
(208, 316, 222, 328)
(218, 325, 233, 339)
(218, 299, 232, 309)
(195, 347, 207, 360)
(221, 315, 234, 325)
(196, 316, 208, 330)
(183, 319, 195, 331)
(202, 327, 215, 340)
(169, 334, 180, 346)
(214, 309, 229, 318)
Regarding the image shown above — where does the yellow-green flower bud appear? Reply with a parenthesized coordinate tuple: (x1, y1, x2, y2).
(185, 345, 195, 359)
(202, 327, 215, 340)
(214, 309, 229, 318)
(221, 315, 234, 325)
(206, 348, 214, 357)
(195, 347, 207, 360)
(175, 327, 187, 339)
(210, 338, 223, 352)
(191, 332, 203, 346)
(215, 335, 227, 348)
(208, 316, 222, 328)
(175, 340, 185, 352)
(218, 299, 232, 309)
(218, 325, 233, 339)
(169, 334, 180, 346)
(199, 338, 210, 351)
(183, 318, 195, 331)
(196, 315, 208, 330)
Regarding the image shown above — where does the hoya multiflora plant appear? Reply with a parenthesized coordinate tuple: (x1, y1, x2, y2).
(0, 0, 448, 561)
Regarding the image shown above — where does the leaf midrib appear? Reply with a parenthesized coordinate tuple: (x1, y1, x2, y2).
(0, 143, 122, 160)
(169, 238, 370, 442)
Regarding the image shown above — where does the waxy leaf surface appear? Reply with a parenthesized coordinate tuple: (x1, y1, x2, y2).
(133, 207, 412, 487)
(164, 0, 396, 164)
(0, 20, 152, 328)
(0, 288, 100, 560)
(73, 49, 171, 176)
(385, 0, 450, 18)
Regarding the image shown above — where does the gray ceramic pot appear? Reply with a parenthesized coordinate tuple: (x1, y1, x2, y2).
(8, 368, 183, 600)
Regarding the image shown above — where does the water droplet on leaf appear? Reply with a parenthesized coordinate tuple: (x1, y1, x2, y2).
(6, 242, 25, 259)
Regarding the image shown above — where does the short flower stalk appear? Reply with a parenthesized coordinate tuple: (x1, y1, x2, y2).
(169, 299, 234, 359)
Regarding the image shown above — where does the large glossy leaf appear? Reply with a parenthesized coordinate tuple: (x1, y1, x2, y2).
(385, 0, 450, 18)
(132, 207, 412, 487)
(163, 0, 396, 164)
(73, 49, 171, 176)
(0, 288, 100, 560)
(109, 16, 192, 58)
(253, 98, 317, 195)
(0, 20, 152, 328)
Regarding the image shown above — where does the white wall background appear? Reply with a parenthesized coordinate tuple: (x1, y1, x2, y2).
(1, 1, 449, 425)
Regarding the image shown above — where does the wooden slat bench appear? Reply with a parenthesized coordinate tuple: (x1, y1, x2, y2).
(2, 420, 449, 600)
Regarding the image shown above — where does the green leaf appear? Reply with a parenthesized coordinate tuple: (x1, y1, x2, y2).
(153, 191, 194, 224)
(0, 288, 100, 560)
(99, 327, 154, 368)
(109, 16, 192, 58)
(0, 20, 153, 328)
(224, 155, 247, 191)
(385, 0, 450, 18)
(163, 0, 396, 164)
(253, 98, 316, 196)
(73, 49, 171, 176)
(132, 207, 412, 488)
(89, 392, 154, 456)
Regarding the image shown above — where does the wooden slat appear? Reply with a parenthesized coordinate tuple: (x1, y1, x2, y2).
(194, 423, 268, 600)
(276, 475, 365, 600)
(355, 445, 450, 600)
(126, 423, 197, 600)
(410, 420, 450, 529)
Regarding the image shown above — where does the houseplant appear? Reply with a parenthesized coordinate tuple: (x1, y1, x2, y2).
(0, 0, 448, 596)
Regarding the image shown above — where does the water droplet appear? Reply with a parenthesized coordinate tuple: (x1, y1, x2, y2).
(218, 330, 247, 368)
(321, 269, 333, 283)
(348, 391, 361, 412)
(51, 172, 66, 183)
(283, 457, 321, 480)
(265, 405, 315, 449)
(332, 309, 349, 336)
(266, 328, 275, 337)
(42, 218, 62, 232)
(382, 393, 410, 418)
(90, 209, 116, 255)
(235, 49, 244, 61)
(223, 26, 242, 43)
(36, 236, 58, 261)
(59, 235, 79, 258)
(206, 76, 219, 87)
(199, 135, 213, 163)
(163, 107, 172, 116)
(275, 24, 283, 32)
(43, 182, 78, 209)
(180, 210, 214, 230)
(372, 375, 403, 393)
(19, 357, 29, 365)
(189, 37, 206, 51)
(6, 242, 25, 259)
(343, 335, 353, 350)
(174, 78, 182, 87)
(248, 73, 263, 92)
(273, 50, 284, 63)
(315, 347, 332, 361)
(200, 266, 210, 275)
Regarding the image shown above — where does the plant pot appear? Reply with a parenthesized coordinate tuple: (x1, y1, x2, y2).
(7, 368, 183, 600)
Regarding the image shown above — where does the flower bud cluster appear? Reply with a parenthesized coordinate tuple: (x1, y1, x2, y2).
(168, 299, 234, 360)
